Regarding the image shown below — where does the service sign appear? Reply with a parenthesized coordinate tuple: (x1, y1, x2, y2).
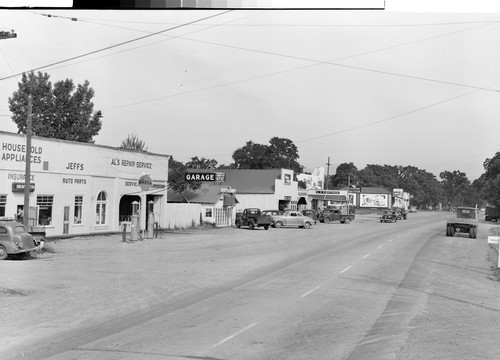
(185, 172, 225, 182)
(12, 182, 35, 192)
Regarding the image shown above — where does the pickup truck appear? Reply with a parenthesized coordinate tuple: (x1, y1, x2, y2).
(446, 206, 478, 239)
(319, 209, 355, 224)
(235, 208, 272, 230)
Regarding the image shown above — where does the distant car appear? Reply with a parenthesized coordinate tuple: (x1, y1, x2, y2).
(0, 220, 39, 260)
(272, 211, 314, 229)
(392, 209, 403, 220)
(380, 210, 397, 223)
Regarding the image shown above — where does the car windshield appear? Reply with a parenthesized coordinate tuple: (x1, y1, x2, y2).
(14, 225, 28, 234)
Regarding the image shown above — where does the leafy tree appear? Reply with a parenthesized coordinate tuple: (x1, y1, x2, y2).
(120, 134, 148, 151)
(479, 152, 500, 209)
(8, 71, 102, 142)
(440, 170, 471, 207)
(186, 156, 218, 169)
(330, 162, 359, 188)
(232, 137, 303, 173)
(167, 158, 202, 193)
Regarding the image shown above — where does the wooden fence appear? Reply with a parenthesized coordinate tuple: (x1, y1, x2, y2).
(163, 203, 202, 229)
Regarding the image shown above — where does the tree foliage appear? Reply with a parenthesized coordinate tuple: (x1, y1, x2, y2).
(186, 156, 218, 169)
(8, 71, 102, 142)
(479, 152, 500, 209)
(439, 170, 471, 207)
(232, 137, 303, 173)
(167, 158, 202, 193)
(120, 134, 148, 151)
(329, 162, 359, 188)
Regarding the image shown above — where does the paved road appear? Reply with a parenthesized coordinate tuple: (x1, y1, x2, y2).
(2, 212, 498, 359)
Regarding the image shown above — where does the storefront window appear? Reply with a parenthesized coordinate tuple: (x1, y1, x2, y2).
(37, 195, 53, 226)
(0, 195, 6, 217)
(74, 196, 83, 224)
(96, 191, 107, 225)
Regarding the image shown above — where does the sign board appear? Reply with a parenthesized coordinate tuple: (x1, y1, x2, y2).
(487, 236, 500, 244)
(138, 174, 153, 191)
(12, 182, 35, 192)
(185, 172, 225, 182)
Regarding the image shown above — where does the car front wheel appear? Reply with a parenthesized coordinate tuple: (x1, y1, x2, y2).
(275, 221, 283, 228)
(0, 245, 8, 260)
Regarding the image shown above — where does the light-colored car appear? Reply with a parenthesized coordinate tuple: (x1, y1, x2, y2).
(271, 211, 314, 229)
(0, 220, 39, 260)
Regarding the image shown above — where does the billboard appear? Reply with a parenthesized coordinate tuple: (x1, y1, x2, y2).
(360, 194, 388, 208)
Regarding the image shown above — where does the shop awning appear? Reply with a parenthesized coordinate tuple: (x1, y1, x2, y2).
(297, 197, 308, 205)
(309, 194, 347, 202)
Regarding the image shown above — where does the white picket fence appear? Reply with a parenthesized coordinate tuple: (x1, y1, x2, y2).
(163, 203, 202, 229)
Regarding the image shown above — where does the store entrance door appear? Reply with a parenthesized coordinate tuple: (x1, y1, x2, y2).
(63, 206, 70, 234)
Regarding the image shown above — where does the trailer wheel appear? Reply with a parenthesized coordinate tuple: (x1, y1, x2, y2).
(344, 218, 351, 224)
(446, 225, 451, 236)
(469, 227, 477, 239)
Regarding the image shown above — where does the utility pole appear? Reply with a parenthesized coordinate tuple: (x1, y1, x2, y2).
(23, 95, 32, 229)
(0, 29, 17, 40)
(325, 156, 331, 190)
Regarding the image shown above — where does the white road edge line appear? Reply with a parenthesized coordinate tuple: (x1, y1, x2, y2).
(378, 245, 384, 249)
(388, 239, 393, 243)
(362, 253, 370, 259)
(212, 322, 259, 347)
(300, 285, 321, 298)
(340, 265, 352, 274)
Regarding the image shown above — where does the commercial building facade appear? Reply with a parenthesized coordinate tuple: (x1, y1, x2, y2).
(1, 131, 170, 237)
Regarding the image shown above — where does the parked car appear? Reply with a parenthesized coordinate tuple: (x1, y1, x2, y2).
(380, 210, 397, 223)
(271, 211, 314, 229)
(261, 210, 283, 227)
(301, 209, 319, 224)
(0, 220, 40, 260)
(235, 208, 272, 230)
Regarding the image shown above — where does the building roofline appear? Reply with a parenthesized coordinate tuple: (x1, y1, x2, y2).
(0, 130, 171, 159)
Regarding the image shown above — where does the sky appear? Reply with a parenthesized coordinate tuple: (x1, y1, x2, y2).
(1, 1, 500, 181)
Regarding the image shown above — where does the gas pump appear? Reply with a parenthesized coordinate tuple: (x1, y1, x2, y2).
(131, 201, 140, 241)
(147, 200, 154, 239)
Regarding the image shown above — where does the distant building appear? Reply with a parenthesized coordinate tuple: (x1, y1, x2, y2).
(168, 168, 301, 226)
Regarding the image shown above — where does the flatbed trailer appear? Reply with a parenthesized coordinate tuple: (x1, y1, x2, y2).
(446, 207, 478, 239)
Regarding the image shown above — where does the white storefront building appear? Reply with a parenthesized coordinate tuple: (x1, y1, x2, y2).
(0, 131, 170, 237)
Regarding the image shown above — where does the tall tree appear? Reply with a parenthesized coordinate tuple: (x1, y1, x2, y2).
(167, 158, 202, 193)
(479, 152, 500, 209)
(232, 137, 303, 173)
(440, 170, 471, 207)
(8, 71, 102, 142)
(330, 162, 359, 188)
(186, 156, 218, 169)
(120, 134, 148, 151)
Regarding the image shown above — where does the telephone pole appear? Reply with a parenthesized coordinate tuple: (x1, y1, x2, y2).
(23, 95, 32, 228)
(325, 156, 331, 190)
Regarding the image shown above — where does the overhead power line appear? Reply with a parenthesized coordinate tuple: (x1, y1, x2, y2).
(0, 10, 233, 81)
